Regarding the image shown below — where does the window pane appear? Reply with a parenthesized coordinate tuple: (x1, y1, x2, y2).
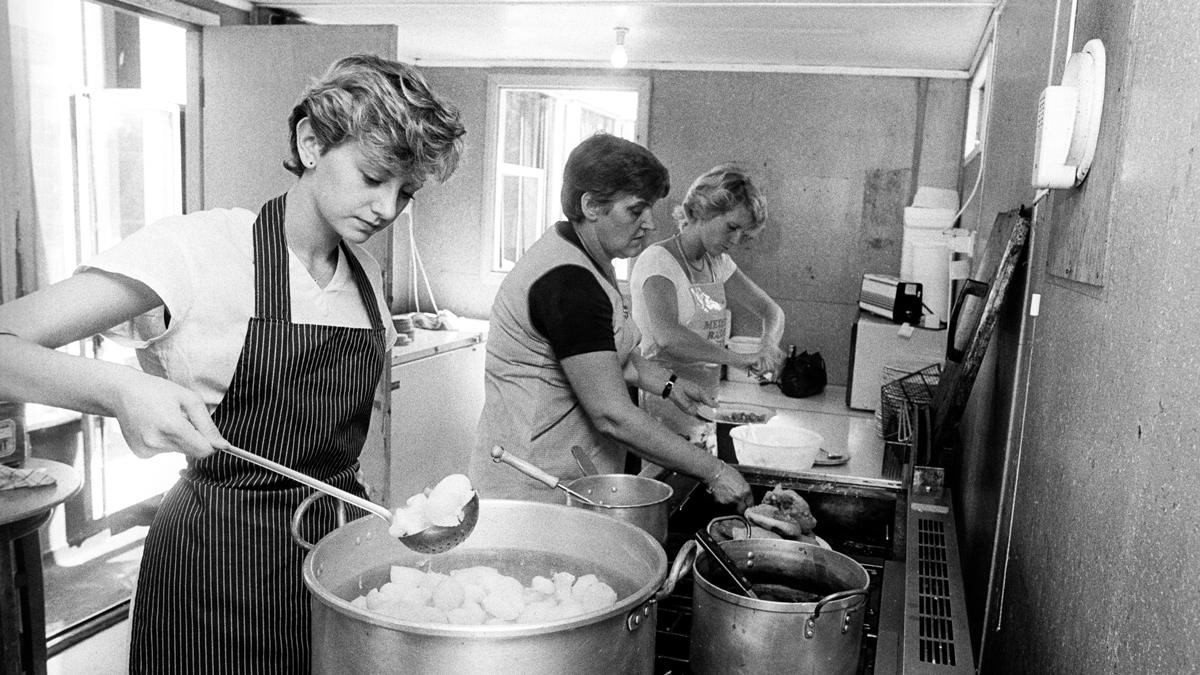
(502, 91, 547, 167)
(499, 175, 521, 269)
(11, 0, 87, 285)
(81, 90, 183, 252)
(490, 81, 644, 275)
(499, 173, 543, 270)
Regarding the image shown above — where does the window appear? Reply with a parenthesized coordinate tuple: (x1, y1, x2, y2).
(963, 45, 991, 162)
(482, 75, 650, 281)
(7, 0, 201, 642)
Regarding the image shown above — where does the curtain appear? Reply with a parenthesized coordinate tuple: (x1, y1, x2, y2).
(0, 1, 48, 303)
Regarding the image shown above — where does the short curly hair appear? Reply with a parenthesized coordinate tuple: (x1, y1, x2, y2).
(560, 132, 669, 224)
(672, 164, 767, 229)
(285, 54, 465, 182)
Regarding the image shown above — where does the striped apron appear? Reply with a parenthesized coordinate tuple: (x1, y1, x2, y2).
(128, 194, 387, 674)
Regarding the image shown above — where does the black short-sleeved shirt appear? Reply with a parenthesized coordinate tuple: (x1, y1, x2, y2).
(529, 222, 617, 360)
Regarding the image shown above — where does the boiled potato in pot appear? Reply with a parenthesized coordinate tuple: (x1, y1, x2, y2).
(351, 565, 619, 625)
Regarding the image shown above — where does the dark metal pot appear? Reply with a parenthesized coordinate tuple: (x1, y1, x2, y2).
(299, 499, 686, 674)
(564, 474, 673, 545)
(684, 538, 870, 675)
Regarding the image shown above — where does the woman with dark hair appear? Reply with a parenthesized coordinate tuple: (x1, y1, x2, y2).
(0, 54, 465, 672)
(469, 133, 753, 510)
(629, 164, 785, 440)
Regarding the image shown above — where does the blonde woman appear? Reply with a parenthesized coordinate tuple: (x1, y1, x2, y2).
(0, 54, 464, 672)
(630, 165, 786, 439)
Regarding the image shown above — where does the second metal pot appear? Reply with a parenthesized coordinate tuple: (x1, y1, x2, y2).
(685, 538, 870, 675)
(563, 474, 674, 545)
(490, 446, 673, 545)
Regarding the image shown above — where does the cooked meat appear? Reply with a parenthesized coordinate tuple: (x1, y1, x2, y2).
(743, 485, 817, 539)
(724, 411, 769, 424)
(708, 517, 783, 542)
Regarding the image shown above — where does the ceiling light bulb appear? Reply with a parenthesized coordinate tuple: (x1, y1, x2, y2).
(611, 26, 629, 68)
(610, 45, 628, 68)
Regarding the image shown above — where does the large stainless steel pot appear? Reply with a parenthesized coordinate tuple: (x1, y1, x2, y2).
(683, 537, 870, 675)
(300, 499, 684, 674)
(564, 474, 673, 545)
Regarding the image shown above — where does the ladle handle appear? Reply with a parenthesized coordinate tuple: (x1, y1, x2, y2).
(221, 445, 392, 522)
(694, 529, 759, 599)
(490, 445, 561, 489)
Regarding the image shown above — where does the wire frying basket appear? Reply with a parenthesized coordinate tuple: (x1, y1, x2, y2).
(880, 363, 941, 443)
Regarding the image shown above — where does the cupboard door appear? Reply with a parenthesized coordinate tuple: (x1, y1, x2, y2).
(386, 344, 487, 504)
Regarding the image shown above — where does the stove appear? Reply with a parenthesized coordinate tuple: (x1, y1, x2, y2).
(651, 473, 898, 675)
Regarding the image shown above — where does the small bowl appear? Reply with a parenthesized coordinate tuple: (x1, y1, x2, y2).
(729, 424, 824, 470)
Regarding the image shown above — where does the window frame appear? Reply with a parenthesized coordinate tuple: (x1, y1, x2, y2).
(478, 73, 651, 285)
(962, 44, 991, 164)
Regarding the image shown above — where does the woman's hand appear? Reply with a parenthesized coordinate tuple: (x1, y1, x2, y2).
(706, 462, 754, 512)
(733, 346, 782, 382)
(667, 376, 716, 415)
(113, 377, 227, 459)
(753, 344, 786, 377)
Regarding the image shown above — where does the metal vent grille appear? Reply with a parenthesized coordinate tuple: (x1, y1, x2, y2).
(902, 496, 974, 673)
(916, 518, 956, 665)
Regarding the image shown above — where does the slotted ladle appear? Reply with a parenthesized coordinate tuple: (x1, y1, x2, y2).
(490, 445, 602, 506)
(220, 444, 478, 554)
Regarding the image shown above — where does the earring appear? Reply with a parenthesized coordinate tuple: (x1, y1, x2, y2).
(305, 158, 315, 168)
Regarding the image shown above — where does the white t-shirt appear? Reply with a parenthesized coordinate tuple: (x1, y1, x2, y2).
(79, 207, 396, 410)
(629, 242, 737, 358)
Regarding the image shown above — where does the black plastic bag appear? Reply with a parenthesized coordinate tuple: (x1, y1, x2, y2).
(779, 349, 827, 398)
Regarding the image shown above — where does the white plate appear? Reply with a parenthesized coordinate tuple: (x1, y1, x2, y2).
(698, 402, 776, 425)
(812, 447, 850, 467)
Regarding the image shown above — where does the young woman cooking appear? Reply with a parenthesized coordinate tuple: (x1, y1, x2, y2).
(468, 133, 753, 511)
(0, 54, 465, 673)
(629, 165, 786, 440)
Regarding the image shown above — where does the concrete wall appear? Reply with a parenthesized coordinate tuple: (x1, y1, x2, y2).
(405, 67, 966, 386)
(958, 1, 1200, 673)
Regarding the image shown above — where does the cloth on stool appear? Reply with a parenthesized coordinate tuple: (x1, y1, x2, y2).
(0, 464, 56, 490)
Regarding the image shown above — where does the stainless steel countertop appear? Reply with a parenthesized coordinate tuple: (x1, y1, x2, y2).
(717, 381, 899, 490)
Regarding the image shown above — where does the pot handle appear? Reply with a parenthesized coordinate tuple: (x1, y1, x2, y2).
(290, 490, 348, 550)
(809, 588, 870, 622)
(657, 539, 699, 600)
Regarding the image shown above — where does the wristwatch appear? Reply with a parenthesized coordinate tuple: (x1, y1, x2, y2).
(660, 373, 677, 399)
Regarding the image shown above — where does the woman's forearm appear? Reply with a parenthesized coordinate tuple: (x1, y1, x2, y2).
(653, 325, 745, 367)
(594, 402, 724, 481)
(565, 351, 724, 481)
(763, 302, 786, 346)
(0, 335, 147, 416)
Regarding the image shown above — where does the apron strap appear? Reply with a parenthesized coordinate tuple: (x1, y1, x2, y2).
(672, 235, 717, 284)
(251, 193, 384, 334)
(338, 241, 385, 332)
(252, 194, 292, 322)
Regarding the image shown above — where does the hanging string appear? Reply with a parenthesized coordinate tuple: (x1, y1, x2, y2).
(405, 205, 440, 316)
